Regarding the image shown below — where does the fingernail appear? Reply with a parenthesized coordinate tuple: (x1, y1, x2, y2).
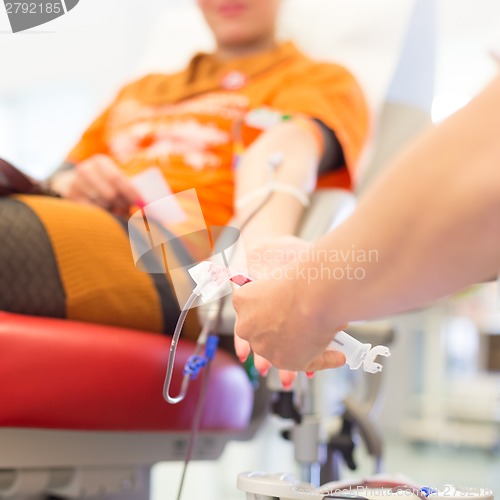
(282, 382, 292, 391)
(306, 372, 315, 379)
(135, 198, 146, 209)
(259, 368, 269, 377)
(239, 355, 248, 363)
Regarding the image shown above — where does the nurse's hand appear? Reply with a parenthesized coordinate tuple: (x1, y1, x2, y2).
(53, 154, 142, 216)
(233, 270, 346, 372)
(234, 236, 346, 374)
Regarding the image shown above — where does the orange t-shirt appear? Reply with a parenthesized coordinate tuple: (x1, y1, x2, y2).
(67, 42, 369, 228)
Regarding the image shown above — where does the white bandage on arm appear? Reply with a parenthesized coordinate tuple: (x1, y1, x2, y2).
(235, 181, 311, 211)
(236, 144, 315, 210)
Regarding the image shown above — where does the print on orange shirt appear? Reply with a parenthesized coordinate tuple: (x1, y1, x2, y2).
(67, 42, 370, 228)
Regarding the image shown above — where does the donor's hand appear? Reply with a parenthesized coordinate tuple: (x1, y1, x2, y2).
(54, 154, 142, 216)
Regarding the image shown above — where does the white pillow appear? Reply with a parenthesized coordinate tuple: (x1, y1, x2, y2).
(137, 0, 418, 116)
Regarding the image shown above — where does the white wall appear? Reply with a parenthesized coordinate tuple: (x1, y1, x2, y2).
(0, 0, 185, 177)
(432, 0, 499, 122)
(0, 0, 187, 92)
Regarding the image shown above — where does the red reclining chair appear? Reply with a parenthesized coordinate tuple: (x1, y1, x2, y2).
(0, 0, 435, 493)
(0, 190, 355, 500)
(0, 313, 253, 499)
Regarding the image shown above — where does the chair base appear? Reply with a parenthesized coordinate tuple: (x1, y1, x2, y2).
(0, 465, 150, 500)
(0, 428, 237, 500)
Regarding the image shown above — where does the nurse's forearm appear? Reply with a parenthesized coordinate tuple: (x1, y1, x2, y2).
(307, 74, 500, 326)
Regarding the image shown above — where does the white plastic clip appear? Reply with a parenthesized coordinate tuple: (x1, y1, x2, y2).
(328, 330, 391, 374)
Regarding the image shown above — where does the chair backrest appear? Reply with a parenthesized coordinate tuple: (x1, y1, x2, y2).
(356, 0, 437, 191)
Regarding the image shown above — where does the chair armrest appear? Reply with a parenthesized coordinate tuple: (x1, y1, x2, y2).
(297, 188, 356, 240)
